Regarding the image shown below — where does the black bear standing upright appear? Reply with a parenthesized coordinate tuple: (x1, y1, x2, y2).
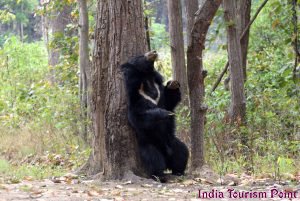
(121, 50, 189, 182)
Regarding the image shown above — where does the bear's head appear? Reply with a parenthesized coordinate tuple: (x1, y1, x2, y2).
(121, 50, 158, 73)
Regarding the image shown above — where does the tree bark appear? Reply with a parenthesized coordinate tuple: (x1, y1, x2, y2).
(83, 0, 147, 179)
(78, 0, 90, 142)
(290, 0, 299, 79)
(20, 2, 24, 42)
(184, 0, 198, 46)
(19, 22, 24, 42)
(223, 0, 246, 124)
(163, 0, 169, 32)
(145, 16, 151, 51)
(187, 0, 221, 171)
(237, 0, 251, 81)
(167, 0, 188, 104)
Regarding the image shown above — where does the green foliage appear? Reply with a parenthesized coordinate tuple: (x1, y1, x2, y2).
(49, 30, 79, 87)
(0, 37, 48, 127)
(149, 20, 169, 50)
(0, 0, 37, 24)
(201, 0, 300, 176)
(0, 0, 40, 42)
(170, 0, 299, 177)
(3, 163, 66, 181)
(155, 48, 172, 79)
(0, 0, 298, 181)
(0, 37, 86, 173)
(0, 159, 10, 174)
(0, 10, 16, 22)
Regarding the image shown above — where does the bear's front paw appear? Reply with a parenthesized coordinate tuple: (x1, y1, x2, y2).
(167, 80, 180, 90)
(160, 109, 175, 119)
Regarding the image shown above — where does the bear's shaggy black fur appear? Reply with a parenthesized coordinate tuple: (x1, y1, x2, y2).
(121, 51, 189, 182)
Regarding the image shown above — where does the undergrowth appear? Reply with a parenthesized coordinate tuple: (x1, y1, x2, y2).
(0, 37, 89, 181)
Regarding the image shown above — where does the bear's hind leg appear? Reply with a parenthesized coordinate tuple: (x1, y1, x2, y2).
(139, 143, 167, 182)
(167, 138, 189, 176)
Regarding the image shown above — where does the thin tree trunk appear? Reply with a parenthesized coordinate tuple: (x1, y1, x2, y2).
(20, 2, 24, 42)
(235, 0, 251, 165)
(187, 0, 221, 172)
(167, 0, 188, 104)
(237, 0, 251, 81)
(155, 0, 164, 23)
(291, 0, 299, 79)
(163, 0, 169, 32)
(210, 0, 269, 93)
(83, 0, 147, 179)
(40, 1, 50, 57)
(223, 0, 246, 124)
(48, 5, 72, 83)
(218, 0, 251, 88)
(145, 16, 151, 51)
(185, 0, 198, 45)
(78, 0, 90, 142)
(19, 23, 24, 42)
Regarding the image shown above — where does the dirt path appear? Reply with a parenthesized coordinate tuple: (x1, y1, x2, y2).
(0, 177, 299, 201)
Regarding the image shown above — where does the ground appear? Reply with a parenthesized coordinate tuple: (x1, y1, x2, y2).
(1, 173, 299, 201)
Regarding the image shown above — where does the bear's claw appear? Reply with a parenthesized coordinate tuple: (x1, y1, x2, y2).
(167, 80, 180, 89)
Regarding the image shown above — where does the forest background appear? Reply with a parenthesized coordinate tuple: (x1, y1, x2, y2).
(0, 0, 299, 185)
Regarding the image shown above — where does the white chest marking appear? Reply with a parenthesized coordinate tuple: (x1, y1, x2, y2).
(138, 83, 160, 105)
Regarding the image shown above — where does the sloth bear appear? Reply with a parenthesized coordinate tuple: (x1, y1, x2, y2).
(121, 51, 189, 182)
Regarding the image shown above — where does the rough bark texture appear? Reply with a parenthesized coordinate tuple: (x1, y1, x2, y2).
(223, 0, 246, 124)
(167, 0, 188, 103)
(78, 0, 90, 142)
(48, 5, 72, 83)
(187, 0, 221, 171)
(237, 0, 251, 81)
(84, 0, 147, 179)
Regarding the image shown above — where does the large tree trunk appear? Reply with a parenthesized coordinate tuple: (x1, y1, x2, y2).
(78, 0, 90, 142)
(237, 0, 251, 81)
(83, 0, 147, 179)
(187, 0, 221, 172)
(223, 0, 246, 124)
(167, 0, 188, 104)
(48, 5, 72, 83)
